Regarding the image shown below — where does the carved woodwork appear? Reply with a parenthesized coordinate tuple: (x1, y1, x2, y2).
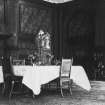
(0, 0, 5, 32)
(6, 0, 53, 60)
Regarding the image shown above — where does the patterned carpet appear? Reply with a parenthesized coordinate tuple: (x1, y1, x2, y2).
(1, 81, 105, 105)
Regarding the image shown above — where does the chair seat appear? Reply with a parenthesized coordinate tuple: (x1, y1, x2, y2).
(60, 78, 73, 83)
(11, 76, 23, 82)
(60, 78, 71, 81)
(60, 75, 71, 80)
(4, 73, 12, 78)
(4, 73, 22, 82)
(61, 74, 69, 76)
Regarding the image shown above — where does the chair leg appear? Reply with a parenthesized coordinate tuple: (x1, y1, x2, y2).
(2, 83, 5, 95)
(57, 80, 60, 89)
(94, 71, 96, 80)
(69, 80, 72, 95)
(9, 81, 15, 99)
(60, 87, 64, 97)
(69, 87, 72, 95)
(32, 93, 35, 98)
(60, 82, 64, 97)
(18, 81, 23, 92)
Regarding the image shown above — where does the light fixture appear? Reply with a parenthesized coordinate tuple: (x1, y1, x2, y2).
(43, 0, 73, 3)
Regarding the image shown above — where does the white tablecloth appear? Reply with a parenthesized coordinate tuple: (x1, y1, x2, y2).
(0, 66, 4, 83)
(13, 66, 32, 76)
(20, 65, 91, 95)
(22, 66, 60, 95)
(70, 66, 91, 91)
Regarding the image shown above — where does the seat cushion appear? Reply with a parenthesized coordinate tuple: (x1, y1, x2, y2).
(11, 76, 23, 81)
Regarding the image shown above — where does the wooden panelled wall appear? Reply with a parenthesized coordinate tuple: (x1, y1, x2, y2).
(6, 0, 53, 59)
(0, 0, 95, 60)
(0, 0, 5, 32)
(53, 1, 94, 59)
(52, 1, 95, 80)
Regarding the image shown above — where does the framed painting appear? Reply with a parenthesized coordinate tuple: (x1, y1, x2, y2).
(18, 1, 52, 40)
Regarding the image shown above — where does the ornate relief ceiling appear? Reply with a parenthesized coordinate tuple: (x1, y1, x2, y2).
(43, 0, 73, 3)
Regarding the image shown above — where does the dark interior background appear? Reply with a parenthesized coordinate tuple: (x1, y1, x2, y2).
(0, 0, 105, 80)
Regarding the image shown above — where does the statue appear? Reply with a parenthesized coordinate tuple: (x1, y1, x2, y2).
(36, 29, 52, 65)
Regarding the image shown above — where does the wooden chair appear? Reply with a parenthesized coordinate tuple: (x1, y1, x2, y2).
(2, 56, 23, 99)
(59, 58, 73, 97)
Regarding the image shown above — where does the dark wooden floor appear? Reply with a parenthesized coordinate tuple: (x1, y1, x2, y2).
(0, 81, 105, 105)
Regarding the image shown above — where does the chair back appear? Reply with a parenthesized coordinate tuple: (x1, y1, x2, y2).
(2, 56, 14, 81)
(60, 58, 73, 78)
(12, 59, 25, 65)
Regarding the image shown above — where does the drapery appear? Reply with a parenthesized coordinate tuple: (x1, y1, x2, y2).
(52, 3, 74, 59)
